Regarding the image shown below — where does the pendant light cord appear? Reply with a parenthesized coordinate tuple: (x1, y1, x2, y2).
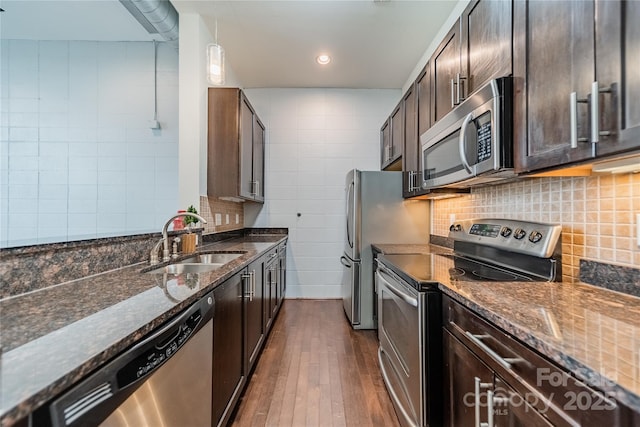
(153, 40, 158, 122)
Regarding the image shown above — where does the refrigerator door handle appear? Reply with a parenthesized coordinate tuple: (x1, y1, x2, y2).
(340, 256, 351, 268)
(346, 181, 354, 250)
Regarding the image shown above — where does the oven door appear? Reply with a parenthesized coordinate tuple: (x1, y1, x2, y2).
(376, 264, 421, 427)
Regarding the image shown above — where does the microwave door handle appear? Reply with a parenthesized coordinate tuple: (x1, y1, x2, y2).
(459, 112, 474, 174)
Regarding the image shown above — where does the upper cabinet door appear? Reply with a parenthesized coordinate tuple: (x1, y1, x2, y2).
(239, 95, 255, 200)
(380, 118, 390, 169)
(513, 0, 595, 173)
(461, 0, 512, 94)
(431, 20, 462, 123)
(417, 64, 431, 138)
(402, 83, 418, 198)
(594, 0, 640, 157)
(252, 117, 265, 202)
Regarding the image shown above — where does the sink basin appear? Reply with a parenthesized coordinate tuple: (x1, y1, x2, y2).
(146, 263, 223, 275)
(144, 252, 244, 275)
(179, 252, 243, 265)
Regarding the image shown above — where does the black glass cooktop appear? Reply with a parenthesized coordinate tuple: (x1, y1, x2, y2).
(438, 253, 536, 282)
(378, 252, 538, 292)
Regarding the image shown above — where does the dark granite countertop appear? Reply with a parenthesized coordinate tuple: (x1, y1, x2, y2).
(0, 234, 287, 426)
(377, 247, 640, 414)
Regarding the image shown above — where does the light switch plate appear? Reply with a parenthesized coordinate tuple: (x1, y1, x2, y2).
(215, 213, 222, 226)
(225, 214, 229, 224)
(236, 214, 240, 224)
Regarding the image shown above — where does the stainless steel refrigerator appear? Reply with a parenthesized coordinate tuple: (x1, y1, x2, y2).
(340, 169, 430, 329)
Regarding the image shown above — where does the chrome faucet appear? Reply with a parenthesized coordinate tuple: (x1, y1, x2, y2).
(150, 212, 208, 264)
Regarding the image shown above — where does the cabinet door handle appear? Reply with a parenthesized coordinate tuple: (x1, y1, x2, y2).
(570, 92, 589, 148)
(466, 332, 523, 370)
(590, 81, 612, 143)
(251, 270, 256, 299)
(456, 73, 466, 104)
(458, 112, 474, 174)
(451, 78, 457, 108)
(474, 377, 493, 427)
(242, 272, 253, 301)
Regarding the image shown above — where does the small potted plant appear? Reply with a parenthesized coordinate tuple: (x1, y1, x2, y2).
(183, 205, 200, 229)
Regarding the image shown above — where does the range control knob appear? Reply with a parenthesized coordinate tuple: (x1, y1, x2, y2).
(513, 228, 527, 240)
(529, 231, 543, 243)
(500, 227, 512, 237)
(449, 224, 462, 232)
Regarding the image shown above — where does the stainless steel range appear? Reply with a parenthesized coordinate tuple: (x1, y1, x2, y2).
(376, 218, 562, 427)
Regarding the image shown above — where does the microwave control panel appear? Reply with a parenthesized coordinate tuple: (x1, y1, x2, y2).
(476, 112, 492, 162)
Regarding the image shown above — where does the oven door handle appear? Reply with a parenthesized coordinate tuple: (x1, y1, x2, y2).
(377, 270, 418, 307)
(458, 112, 474, 174)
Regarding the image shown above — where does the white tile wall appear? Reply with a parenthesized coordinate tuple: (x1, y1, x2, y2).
(244, 88, 400, 298)
(0, 40, 179, 247)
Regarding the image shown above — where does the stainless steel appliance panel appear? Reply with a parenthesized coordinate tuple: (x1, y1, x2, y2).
(340, 254, 361, 326)
(341, 169, 430, 330)
(100, 320, 212, 427)
(377, 265, 422, 427)
(420, 77, 513, 190)
(44, 292, 215, 427)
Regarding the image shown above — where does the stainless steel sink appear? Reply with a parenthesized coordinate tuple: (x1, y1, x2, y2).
(179, 252, 243, 264)
(145, 252, 244, 275)
(146, 263, 224, 275)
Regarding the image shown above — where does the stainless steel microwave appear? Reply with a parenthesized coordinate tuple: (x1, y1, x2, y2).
(420, 77, 514, 190)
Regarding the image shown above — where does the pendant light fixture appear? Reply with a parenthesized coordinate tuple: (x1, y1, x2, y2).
(207, 19, 225, 85)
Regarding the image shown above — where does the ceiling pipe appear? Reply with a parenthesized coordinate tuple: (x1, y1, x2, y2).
(118, 0, 179, 44)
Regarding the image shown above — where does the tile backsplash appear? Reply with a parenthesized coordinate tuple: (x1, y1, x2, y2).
(199, 196, 244, 234)
(432, 173, 640, 283)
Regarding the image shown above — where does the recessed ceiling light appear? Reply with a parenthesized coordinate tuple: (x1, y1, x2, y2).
(316, 54, 331, 65)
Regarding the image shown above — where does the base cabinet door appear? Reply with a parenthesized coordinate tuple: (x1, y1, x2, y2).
(264, 256, 278, 330)
(212, 271, 245, 427)
(244, 259, 264, 374)
(444, 330, 493, 427)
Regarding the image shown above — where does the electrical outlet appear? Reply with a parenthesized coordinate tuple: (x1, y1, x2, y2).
(637, 213, 640, 248)
(225, 214, 229, 224)
(450, 214, 456, 224)
(236, 214, 240, 224)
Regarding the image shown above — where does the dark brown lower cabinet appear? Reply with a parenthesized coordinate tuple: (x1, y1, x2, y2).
(244, 258, 265, 374)
(443, 295, 634, 427)
(212, 271, 245, 427)
(264, 254, 278, 330)
(444, 330, 552, 427)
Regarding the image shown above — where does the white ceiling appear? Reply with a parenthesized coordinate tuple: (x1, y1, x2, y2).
(0, 0, 459, 89)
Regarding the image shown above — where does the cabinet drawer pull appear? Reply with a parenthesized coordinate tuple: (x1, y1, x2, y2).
(465, 332, 521, 370)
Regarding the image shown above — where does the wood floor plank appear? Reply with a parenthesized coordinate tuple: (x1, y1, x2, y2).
(231, 300, 400, 427)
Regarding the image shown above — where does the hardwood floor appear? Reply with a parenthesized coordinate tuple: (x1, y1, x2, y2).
(231, 299, 400, 427)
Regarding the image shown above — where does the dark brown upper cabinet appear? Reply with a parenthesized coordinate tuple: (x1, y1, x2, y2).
(593, 0, 640, 158)
(381, 102, 403, 171)
(401, 83, 418, 197)
(208, 88, 265, 202)
(431, 21, 462, 124)
(431, 0, 512, 124)
(403, 65, 432, 198)
(514, 0, 640, 173)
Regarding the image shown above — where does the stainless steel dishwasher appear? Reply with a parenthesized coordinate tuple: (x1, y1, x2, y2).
(37, 291, 215, 427)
